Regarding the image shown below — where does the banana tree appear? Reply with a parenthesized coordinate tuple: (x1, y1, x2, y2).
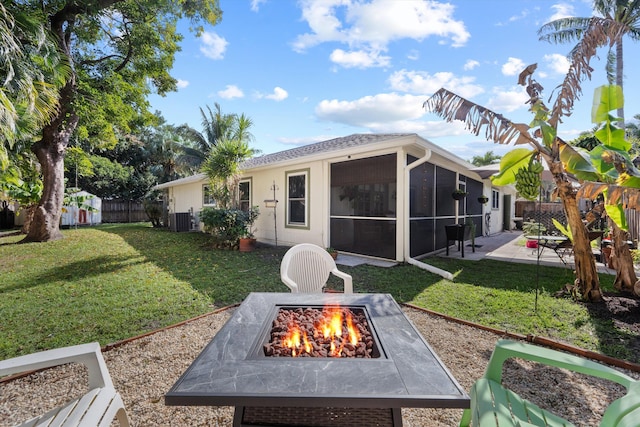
(569, 85, 640, 295)
(424, 68, 601, 301)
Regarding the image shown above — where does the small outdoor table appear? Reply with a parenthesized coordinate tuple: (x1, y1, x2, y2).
(445, 224, 472, 257)
(525, 235, 570, 264)
(165, 292, 469, 427)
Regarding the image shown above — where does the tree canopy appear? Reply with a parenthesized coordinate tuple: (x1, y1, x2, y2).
(4, 0, 222, 242)
(470, 151, 501, 166)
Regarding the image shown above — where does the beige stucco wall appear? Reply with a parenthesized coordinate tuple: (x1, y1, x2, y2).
(165, 179, 208, 219)
(243, 160, 329, 249)
(161, 135, 517, 260)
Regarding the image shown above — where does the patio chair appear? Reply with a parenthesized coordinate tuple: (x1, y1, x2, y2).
(280, 243, 353, 293)
(459, 339, 640, 427)
(0, 342, 130, 427)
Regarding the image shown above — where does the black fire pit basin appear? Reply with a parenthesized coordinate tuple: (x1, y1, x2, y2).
(165, 293, 469, 409)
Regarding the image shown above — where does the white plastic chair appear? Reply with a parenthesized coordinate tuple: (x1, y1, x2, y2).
(280, 243, 353, 293)
(0, 342, 130, 427)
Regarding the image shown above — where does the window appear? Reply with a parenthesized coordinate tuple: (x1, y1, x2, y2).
(492, 189, 500, 210)
(238, 179, 251, 211)
(203, 185, 216, 206)
(286, 170, 308, 227)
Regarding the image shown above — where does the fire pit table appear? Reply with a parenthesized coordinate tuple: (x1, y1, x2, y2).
(165, 292, 469, 427)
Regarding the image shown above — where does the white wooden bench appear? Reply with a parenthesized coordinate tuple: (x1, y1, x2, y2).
(0, 342, 130, 427)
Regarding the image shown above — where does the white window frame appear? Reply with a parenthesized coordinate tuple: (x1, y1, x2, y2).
(286, 169, 309, 228)
(238, 178, 252, 211)
(491, 189, 500, 210)
(203, 184, 216, 206)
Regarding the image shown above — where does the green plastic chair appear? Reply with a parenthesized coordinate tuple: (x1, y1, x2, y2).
(459, 339, 640, 426)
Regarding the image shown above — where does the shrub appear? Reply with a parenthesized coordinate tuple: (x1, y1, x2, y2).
(522, 220, 546, 236)
(200, 206, 259, 248)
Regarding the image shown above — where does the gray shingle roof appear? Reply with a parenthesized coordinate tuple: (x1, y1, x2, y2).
(241, 133, 415, 169)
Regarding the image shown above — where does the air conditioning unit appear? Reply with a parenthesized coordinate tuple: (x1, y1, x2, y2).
(170, 212, 191, 232)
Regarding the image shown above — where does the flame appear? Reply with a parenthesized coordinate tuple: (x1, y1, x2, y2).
(345, 311, 360, 345)
(280, 305, 363, 357)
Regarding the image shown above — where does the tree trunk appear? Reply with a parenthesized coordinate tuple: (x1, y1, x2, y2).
(551, 161, 602, 301)
(610, 222, 638, 294)
(616, 39, 624, 123)
(21, 14, 78, 243)
(22, 137, 68, 242)
(20, 205, 36, 235)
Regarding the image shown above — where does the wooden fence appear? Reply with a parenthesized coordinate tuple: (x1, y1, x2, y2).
(101, 199, 153, 223)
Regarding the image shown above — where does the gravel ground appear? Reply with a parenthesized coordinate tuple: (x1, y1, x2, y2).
(2, 306, 638, 427)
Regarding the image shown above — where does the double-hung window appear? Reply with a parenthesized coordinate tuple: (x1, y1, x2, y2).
(238, 179, 251, 211)
(286, 170, 308, 227)
(491, 189, 500, 210)
(203, 185, 216, 206)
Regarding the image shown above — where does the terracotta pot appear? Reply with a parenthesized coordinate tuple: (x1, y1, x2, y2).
(328, 251, 338, 260)
(239, 237, 256, 252)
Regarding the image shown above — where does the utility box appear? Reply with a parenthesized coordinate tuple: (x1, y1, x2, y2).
(170, 212, 191, 232)
(0, 203, 15, 229)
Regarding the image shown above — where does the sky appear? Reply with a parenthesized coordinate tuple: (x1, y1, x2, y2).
(148, 0, 640, 163)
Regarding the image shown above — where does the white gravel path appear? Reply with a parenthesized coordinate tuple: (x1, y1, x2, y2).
(2, 306, 638, 427)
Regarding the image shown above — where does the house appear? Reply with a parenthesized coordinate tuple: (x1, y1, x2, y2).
(154, 133, 516, 261)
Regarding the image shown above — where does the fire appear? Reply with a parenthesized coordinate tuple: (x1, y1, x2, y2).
(280, 305, 361, 357)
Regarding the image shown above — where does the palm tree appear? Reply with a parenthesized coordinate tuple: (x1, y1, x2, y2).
(0, 3, 68, 166)
(179, 103, 255, 168)
(470, 151, 501, 166)
(201, 138, 257, 209)
(539, 2, 640, 294)
(538, 0, 640, 122)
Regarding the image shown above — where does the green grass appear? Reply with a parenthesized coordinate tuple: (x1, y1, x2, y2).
(0, 223, 634, 363)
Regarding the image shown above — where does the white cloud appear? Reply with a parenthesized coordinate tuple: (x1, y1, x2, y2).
(508, 8, 530, 23)
(388, 69, 484, 99)
(293, 0, 469, 67)
(330, 49, 390, 68)
(200, 32, 228, 60)
(486, 87, 529, 113)
(315, 93, 426, 129)
(176, 79, 189, 89)
(251, 0, 267, 12)
(501, 57, 526, 76)
(463, 60, 479, 71)
(407, 50, 420, 61)
(548, 3, 575, 21)
(217, 85, 244, 99)
(263, 87, 289, 101)
(543, 53, 571, 75)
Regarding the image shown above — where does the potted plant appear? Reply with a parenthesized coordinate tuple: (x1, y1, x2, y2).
(452, 189, 468, 200)
(239, 207, 260, 252)
(478, 195, 489, 204)
(326, 247, 338, 260)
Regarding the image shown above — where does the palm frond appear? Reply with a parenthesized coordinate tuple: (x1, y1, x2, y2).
(539, 22, 590, 44)
(548, 17, 626, 127)
(423, 88, 535, 146)
(578, 181, 640, 207)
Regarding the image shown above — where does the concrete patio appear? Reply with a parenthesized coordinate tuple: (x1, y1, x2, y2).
(336, 230, 615, 275)
(434, 230, 615, 274)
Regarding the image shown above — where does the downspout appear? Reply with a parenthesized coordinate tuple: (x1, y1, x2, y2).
(403, 149, 454, 280)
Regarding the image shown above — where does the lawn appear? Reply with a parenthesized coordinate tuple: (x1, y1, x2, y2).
(0, 223, 634, 363)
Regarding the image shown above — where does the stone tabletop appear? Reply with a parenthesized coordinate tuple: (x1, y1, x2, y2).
(165, 292, 469, 409)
